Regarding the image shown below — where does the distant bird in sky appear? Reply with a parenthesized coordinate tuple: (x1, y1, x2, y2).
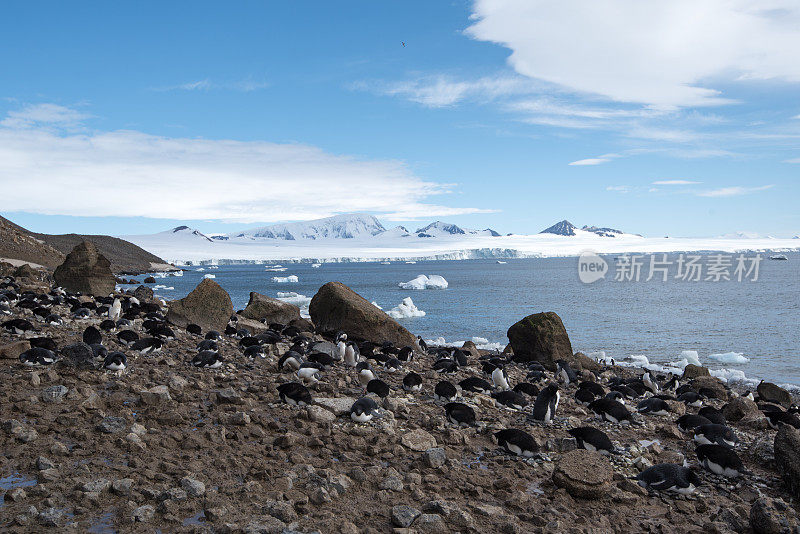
(401, 41, 405, 47)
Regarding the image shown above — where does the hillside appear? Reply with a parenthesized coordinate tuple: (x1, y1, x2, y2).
(0, 215, 168, 273)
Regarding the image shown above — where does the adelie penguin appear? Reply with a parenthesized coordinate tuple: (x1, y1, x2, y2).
(356, 362, 376, 386)
(366, 379, 391, 398)
(103, 351, 127, 372)
(637, 397, 671, 416)
(277, 382, 313, 406)
(588, 398, 632, 423)
(491, 390, 528, 410)
(187, 324, 202, 336)
(495, 429, 538, 458)
(677, 414, 712, 433)
(568, 426, 616, 454)
(279, 351, 303, 371)
(2, 318, 34, 335)
(117, 330, 140, 346)
(434, 381, 458, 402)
(344, 342, 359, 367)
(696, 444, 747, 477)
(19, 347, 56, 366)
(402, 371, 423, 392)
(384, 358, 402, 372)
(491, 366, 511, 390)
(531, 384, 560, 423)
(244, 345, 266, 359)
(444, 402, 476, 426)
(191, 351, 223, 369)
(637, 464, 701, 494)
(397, 346, 414, 362)
(459, 377, 492, 394)
(698, 406, 727, 426)
(513, 383, 539, 398)
(765, 409, 800, 430)
(433, 358, 458, 374)
(575, 388, 597, 405)
(693, 424, 738, 448)
(417, 336, 428, 353)
(350, 397, 379, 423)
(131, 337, 163, 355)
(678, 391, 704, 408)
(642, 371, 660, 394)
(297, 363, 322, 384)
(556, 360, 578, 385)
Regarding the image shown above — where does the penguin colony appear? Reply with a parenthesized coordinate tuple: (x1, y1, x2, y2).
(1, 271, 798, 531)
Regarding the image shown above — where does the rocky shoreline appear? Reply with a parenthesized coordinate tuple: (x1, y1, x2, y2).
(1, 244, 800, 533)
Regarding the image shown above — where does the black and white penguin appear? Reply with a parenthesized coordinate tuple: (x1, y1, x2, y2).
(196, 339, 218, 352)
(637, 397, 671, 416)
(344, 341, 359, 367)
(678, 391, 704, 408)
(741, 390, 755, 401)
(191, 350, 223, 369)
(492, 390, 528, 410)
(459, 377, 492, 394)
(131, 337, 163, 355)
(531, 384, 560, 423)
(693, 424, 738, 448)
(611, 384, 638, 400)
(350, 397, 379, 423)
(205, 330, 221, 340)
(417, 336, 428, 353)
(98, 319, 116, 331)
(397, 346, 414, 362)
(556, 360, 578, 385)
(116, 318, 133, 329)
(367, 379, 391, 398)
(116, 330, 140, 346)
(696, 444, 746, 477)
(29, 337, 57, 351)
(434, 381, 458, 401)
(279, 350, 304, 371)
(384, 357, 403, 373)
(108, 298, 122, 321)
(452, 349, 468, 367)
(578, 381, 606, 397)
(765, 409, 800, 430)
(19, 347, 56, 366)
(513, 383, 539, 398)
(444, 402, 476, 426)
(491, 366, 511, 390)
(243, 344, 266, 359)
(663, 376, 680, 392)
(90, 343, 108, 362)
(676, 414, 713, 433)
(277, 382, 313, 406)
(637, 464, 701, 494)
(605, 391, 626, 404)
(433, 358, 458, 374)
(526, 369, 545, 382)
(402, 371, 423, 392)
(588, 398, 632, 423)
(356, 362, 376, 386)
(568, 426, 615, 454)
(72, 308, 92, 320)
(103, 351, 127, 371)
(187, 324, 202, 336)
(495, 429, 538, 458)
(297, 363, 323, 384)
(308, 351, 335, 369)
(575, 388, 598, 405)
(698, 406, 726, 425)
(45, 313, 63, 326)
(2, 318, 34, 335)
(642, 371, 660, 394)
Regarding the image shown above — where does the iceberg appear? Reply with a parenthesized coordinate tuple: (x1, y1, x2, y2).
(203, 274, 216, 279)
(386, 297, 426, 319)
(271, 275, 298, 283)
(398, 274, 449, 290)
(708, 352, 750, 364)
(678, 350, 702, 367)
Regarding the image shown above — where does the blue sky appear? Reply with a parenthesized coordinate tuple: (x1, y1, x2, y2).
(1, 0, 799, 238)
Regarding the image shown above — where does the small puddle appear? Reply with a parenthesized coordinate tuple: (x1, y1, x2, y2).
(1, 473, 38, 507)
(87, 511, 116, 533)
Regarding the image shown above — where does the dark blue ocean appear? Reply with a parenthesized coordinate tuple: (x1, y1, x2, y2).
(139, 253, 800, 387)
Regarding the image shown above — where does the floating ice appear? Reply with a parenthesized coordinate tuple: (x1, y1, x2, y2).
(265, 267, 288, 272)
(311, 263, 322, 268)
(425, 336, 505, 352)
(197, 268, 205, 272)
(398, 274, 449, 290)
(203, 274, 216, 279)
(276, 291, 311, 318)
(708, 352, 750, 364)
(152, 285, 174, 290)
(386, 297, 426, 319)
(471, 337, 489, 345)
(271, 275, 298, 283)
(679, 350, 702, 366)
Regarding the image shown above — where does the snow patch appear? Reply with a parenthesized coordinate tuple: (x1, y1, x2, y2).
(386, 297, 426, 319)
(398, 274, 449, 290)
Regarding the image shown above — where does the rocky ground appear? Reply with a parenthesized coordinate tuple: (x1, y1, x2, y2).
(1, 280, 800, 533)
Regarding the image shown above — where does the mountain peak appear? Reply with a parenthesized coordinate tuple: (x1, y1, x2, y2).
(540, 220, 577, 236)
(230, 213, 386, 241)
(415, 221, 466, 235)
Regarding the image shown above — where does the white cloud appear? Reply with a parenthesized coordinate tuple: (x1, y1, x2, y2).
(359, 75, 533, 108)
(0, 105, 486, 223)
(606, 185, 631, 193)
(569, 158, 610, 166)
(785, 158, 800, 164)
(652, 180, 701, 185)
(153, 78, 269, 93)
(696, 185, 774, 197)
(466, 0, 800, 107)
(0, 103, 91, 129)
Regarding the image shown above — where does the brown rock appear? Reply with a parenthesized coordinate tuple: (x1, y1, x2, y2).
(568, 351, 601, 371)
(690, 376, 729, 401)
(507, 311, 573, 370)
(0, 340, 30, 360)
(166, 278, 233, 332)
(461, 341, 480, 360)
(723, 397, 760, 422)
(682, 364, 710, 379)
(775, 425, 800, 498)
(309, 282, 416, 347)
(13, 263, 39, 280)
(552, 449, 613, 499)
(750, 497, 798, 534)
(133, 285, 154, 301)
(241, 292, 301, 324)
(757, 381, 792, 407)
(53, 241, 116, 296)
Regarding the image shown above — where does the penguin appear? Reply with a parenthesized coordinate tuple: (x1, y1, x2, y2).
(693, 424, 738, 448)
(98, 319, 116, 331)
(397, 346, 414, 362)
(526, 369, 545, 382)
(2, 318, 34, 335)
(765, 409, 800, 430)
(611, 384, 638, 400)
(244, 344, 266, 359)
(491, 366, 511, 391)
(72, 308, 92, 320)
(642, 371, 660, 394)
(513, 383, 539, 398)
(90, 343, 108, 362)
(31, 306, 50, 321)
(279, 350, 304, 371)
(277, 382, 313, 406)
(384, 358, 402, 373)
(696, 444, 746, 477)
(19, 347, 56, 366)
(531, 384, 560, 423)
(108, 298, 122, 321)
(344, 342, 358, 367)
(433, 358, 458, 374)
(187, 324, 202, 336)
(336, 332, 347, 362)
(742, 390, 755, 401)
(678, 391, 704, 408)
(131, 337, 163, 355)
(637, 464, 701, 494)
(588, 398, 632, 423)
(663, 376, 680, 392)
(29, 337, 57, 351)
(495, 429, 538, 458)
(491, 390, 528, 410)
(350, 397, 379, 423)
(44, 313, 63, 326)
(417, 336, 428, 353)
(197, 339, 218, 352)
(452, 349, 468, 367)
(116, 318, 133, 329)
(191, 350, 223, 369)
(459, 377, 492, 394)
(698, 406, 727, 425)
(434, 380, 457, 401)
(568, 426, 615, 454)
(308, 352, 335, 369)
(402, 371, 423, 392)
(367, 379, 391, 398)
(116, 330, 139, 346)
(605, 391, 626, 404)
(676, 414, 713, 433)
(297, 363, 322, 384)
(235, 328, 251, 339)
(578, 381, 606, 397)
(81, 326, 102, 346)
(205, 330, 221, 340)
(637, 397, 671, 416)
(444, 402, 476, 426)
(575, 388, 597, 405)
(356, 362, 376, 386)
(103, 351, 127, 371)
(556, 360, 578, 385)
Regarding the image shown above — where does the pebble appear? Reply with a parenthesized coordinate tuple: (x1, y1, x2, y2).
(97, 416, 127, 434)
(132, 505, 155, 523)
(181, 476, 206, 497)
(391, 505, 421, 528)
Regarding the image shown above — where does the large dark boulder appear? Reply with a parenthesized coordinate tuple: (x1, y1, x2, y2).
(241, 292, 301, 324)
(552, 449, 613, 499)
(309, 282, 416, 348)
(723, 397, 759, 422)
(757, 381, 792, 407)
(132, 285, 154, 301)
(167, 279, 233, 333)
(775, 425, 800, 498)
(682, 364, 710, 379)
(53, 241, 115, 297)
(506, 312, 572, 370)
(690, 376, 729, 401)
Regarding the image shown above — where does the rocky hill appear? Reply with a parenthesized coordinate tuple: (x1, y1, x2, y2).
(0, 215, 167, 273)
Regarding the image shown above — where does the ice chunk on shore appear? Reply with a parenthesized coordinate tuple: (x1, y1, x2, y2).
(311, 263, 322, 268)
(398, 274, 449, 290)
(708, 352, 750, 364)
(679, 350, 701, 366)
(271, 275, 298, 283)
(386, 297, 426, 319)
(203, 274, 216, 279)
(424, 336, 504, 352)
(371, 301, 383, 310)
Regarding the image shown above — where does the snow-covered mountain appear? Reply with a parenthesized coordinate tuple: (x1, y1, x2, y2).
(414, 221, 499, 238)
(540, 220, 626, 237)
(225, 214, 386, 241)
(718, 231, 767, 239)
(166, 226, 214, 242)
